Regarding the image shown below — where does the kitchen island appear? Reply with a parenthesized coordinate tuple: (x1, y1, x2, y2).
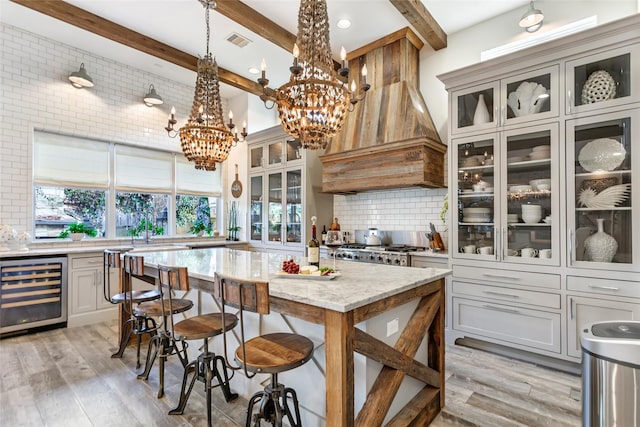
(139, 247, 450, 426)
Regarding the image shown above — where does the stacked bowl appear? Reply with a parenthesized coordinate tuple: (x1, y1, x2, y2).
(529, 145, 550, 160)
(521, 204, 542, 224)
(462, 207, 491, 223)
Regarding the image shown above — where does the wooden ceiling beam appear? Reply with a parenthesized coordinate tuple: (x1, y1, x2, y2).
(214, 0, 343, 72)
(215, 0, 296, 52)
(9, 0, 266, 96)
(389, 0, 447, 50)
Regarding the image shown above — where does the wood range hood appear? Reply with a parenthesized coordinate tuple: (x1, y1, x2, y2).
(320, 28, 447, 194)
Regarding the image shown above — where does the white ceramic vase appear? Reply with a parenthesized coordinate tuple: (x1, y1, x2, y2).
(583, 218, 617, 262)
(473, 94, 490, 125)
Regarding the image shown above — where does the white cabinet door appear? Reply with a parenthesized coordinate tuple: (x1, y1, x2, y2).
(70, 269, 97, 314)
(567, 295, 640, 358)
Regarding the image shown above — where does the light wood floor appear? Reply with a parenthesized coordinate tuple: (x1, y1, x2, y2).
(0, 321, 582, 426)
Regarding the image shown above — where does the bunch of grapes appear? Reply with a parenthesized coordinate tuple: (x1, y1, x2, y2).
(281, 259, 300, 274)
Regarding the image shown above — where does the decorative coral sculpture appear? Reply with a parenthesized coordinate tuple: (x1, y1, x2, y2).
(507, 81, 548, 117)
(578, 183, 631, 209)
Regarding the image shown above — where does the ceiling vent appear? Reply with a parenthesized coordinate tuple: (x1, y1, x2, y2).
(226, 32, 252, 48)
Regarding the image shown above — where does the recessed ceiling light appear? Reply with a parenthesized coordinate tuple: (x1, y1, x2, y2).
(248, 67, 260, 75)
(337, 19, 351, 29)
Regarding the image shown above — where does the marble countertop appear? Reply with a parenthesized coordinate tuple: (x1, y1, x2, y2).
(0, 239, 246, 258)
(141, 247, 451, 313)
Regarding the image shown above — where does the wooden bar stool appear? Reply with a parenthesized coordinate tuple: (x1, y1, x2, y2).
(136, 264, 194, 398)
(103, 251, 160, 368)
(214, 273, 314, 427)
(168, 284, 240, 426)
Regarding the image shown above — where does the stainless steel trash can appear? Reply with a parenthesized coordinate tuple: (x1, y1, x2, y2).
(581, 321, 640, 427)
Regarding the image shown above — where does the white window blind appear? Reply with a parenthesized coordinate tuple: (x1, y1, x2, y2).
(115, 145, 173, 193)
(176, 157, 222, 196)
(34, 131, 109, 188)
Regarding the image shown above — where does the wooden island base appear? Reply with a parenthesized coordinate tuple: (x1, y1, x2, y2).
(130, 248, 448, 426)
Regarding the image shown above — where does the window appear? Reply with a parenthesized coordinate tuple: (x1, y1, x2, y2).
(175, 156, 221, 235)
(33, 131, 223, 239)
(33, 133, 109, 238)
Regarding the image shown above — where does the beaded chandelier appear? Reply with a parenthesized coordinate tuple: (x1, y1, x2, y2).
(258, 0, 369, 150)
(165, 0, 246, 171)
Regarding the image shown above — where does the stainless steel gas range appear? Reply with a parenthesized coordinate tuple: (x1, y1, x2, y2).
(335, 244, 427, 267)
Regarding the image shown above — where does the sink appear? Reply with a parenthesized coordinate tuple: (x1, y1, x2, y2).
(127, 243, 189, 253)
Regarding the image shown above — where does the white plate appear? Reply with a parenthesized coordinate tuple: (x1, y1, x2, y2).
(462, 218, 490, 223)
(578, 138, 626, 172)
(276, 271, 341, 280)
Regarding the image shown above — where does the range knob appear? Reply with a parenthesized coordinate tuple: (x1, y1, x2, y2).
(377, 256, 383, 261)
(369, 254, 375, 260)
(353, 254, 359, 260)
(345, 254, 352, 259)
(394, 259, 400, 264)
(386, 258, 392, 264)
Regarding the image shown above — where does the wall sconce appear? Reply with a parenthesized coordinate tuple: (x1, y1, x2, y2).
(68, 63, 94, 88)
(519, 1, 544, 33)
(143, 84, 164, 107)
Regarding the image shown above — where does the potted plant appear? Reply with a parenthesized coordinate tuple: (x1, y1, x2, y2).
(59, 222, 98, 241)
(128, 219, 163, 237)
(189, 219, 212, 237)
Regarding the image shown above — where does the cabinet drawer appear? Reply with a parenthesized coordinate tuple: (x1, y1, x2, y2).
(71, 256, 103, 270)
(567, 276, 640, 299)
(453, 265, 560, 290)
(453, 297, 561, 353)
(452, 281, 560, 309)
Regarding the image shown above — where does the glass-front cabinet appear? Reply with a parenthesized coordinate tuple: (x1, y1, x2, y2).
(502, 124, 559, 265)
(250, 175, 263, 241)
(249, 138, 295, 171)
(451, 66, 558, 135)
(247, 126, 332, 254)
(566, 44, 639, 115)
(453, 134, 497, 260)
(251, 160, 304, 247)
(567, 110, 638, 270)
(452, 123, 559, 264)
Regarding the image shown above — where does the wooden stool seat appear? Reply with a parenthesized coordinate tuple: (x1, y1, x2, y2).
(111, 289, 161, 304)
(215, 274, 314, 427)
(135, 299, 193, 317)
(236, 333, 314, 374)
(173, 313, 238, 341)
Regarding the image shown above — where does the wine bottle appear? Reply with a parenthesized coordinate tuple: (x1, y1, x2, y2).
(308, 216, 320, 267)
(321, 225, 327, 245)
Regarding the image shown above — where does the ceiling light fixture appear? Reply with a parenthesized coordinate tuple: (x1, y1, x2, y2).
(257, 0, 370, 150)
(519, 0, 544, 33)
(143, 84, 163, 107)
(337, 19, 351, 29)
(165, 0, 246, 171)
(68, 63, 94, 88)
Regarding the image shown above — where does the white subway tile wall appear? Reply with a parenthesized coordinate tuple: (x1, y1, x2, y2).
(0, 24, 211, 230)
(333, 187, 448, 234)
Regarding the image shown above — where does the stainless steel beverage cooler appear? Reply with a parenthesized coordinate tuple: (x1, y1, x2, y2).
(0, 256, 67, 335)
(581, 321, 640, 427)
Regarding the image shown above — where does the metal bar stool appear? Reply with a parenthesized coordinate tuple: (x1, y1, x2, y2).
(168, 268, 239, 426)
(214, 273, 314, 427)
(136, 264, 194, 398)
(103, 250, 160, 368)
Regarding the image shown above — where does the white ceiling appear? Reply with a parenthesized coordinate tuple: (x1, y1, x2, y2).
(1, 0, 531, 97)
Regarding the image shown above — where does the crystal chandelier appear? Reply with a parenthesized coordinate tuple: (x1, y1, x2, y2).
(258, 0, 370, 150)
(165, 0, 246, 171)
